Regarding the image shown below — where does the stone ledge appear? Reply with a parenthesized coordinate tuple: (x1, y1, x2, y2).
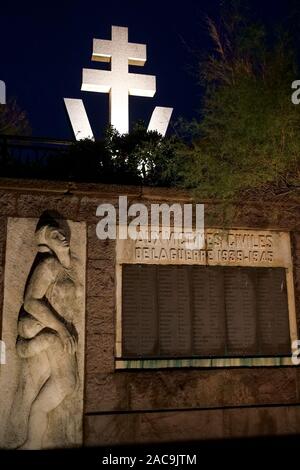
(84, 404, 300, 446)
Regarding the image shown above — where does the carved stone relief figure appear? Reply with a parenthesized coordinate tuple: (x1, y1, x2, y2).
(0, 212, 86, 449)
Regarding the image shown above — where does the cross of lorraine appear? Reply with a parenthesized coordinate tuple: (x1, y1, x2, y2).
(65, 26, 173, 139)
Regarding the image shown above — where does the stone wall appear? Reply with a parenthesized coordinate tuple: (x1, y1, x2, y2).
(0, 178, 300, 446)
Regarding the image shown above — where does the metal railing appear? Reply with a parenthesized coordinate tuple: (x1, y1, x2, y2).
(0, 134, 73, 179)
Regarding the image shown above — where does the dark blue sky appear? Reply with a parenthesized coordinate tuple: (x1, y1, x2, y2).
(0, 0, 292, 140)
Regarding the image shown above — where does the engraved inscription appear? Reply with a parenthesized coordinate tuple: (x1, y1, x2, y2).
(116, 229, 291, 268)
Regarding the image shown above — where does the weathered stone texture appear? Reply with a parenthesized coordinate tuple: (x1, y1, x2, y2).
(84, 410, 224, 446)
(137, 409, 225, 444)
(84, 368, 298, 414)
(85, 405, 300, 446)
(86, 259, 114, 298)
(85, 413, 139, 446)
(86, 333, 115, 376)
(17, 194, 79, 219)
(85, 373, 128, 414)
(0, 192, 16, 216)
(0, 217, 6, 262)
(87, 225, 116, 261)
(79, 197, 118, 223)
(223, 405, 300, 438)
(86, 295, 115, 335)
(128, 368, 297, 411)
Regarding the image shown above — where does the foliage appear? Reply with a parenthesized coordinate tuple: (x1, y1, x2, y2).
(0, 123, 182, 186)
(48, 123, 178, 186)
(180, 0, 300, 200)
(48, 123, 182, 186)
(0, 98, 31, 136)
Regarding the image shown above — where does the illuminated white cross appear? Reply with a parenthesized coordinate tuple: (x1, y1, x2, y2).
(82, 26, 156, 134)
(64, 26, 173, 139)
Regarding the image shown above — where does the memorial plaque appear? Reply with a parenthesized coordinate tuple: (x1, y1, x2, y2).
(224, 268, 257, 356)
(118, 229, 295, 361)
(256, 268, 290, 355)
(192, 267, 226, 356)
(158, 266, 191, 356)
(122, 264, 157, 356)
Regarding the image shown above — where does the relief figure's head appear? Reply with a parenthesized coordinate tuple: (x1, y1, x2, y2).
(35, 211, 71, 268)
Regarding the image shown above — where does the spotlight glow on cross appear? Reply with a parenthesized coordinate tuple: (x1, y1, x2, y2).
(82, 26, 156, 135)
(64, 25, 173, 140)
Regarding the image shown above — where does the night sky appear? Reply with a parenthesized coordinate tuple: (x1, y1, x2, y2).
(0, 0, 294, 140)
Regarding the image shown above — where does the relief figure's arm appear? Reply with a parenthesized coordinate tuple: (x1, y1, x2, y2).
(23, 259, 76, 353)
(24, 299, 67, 337)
